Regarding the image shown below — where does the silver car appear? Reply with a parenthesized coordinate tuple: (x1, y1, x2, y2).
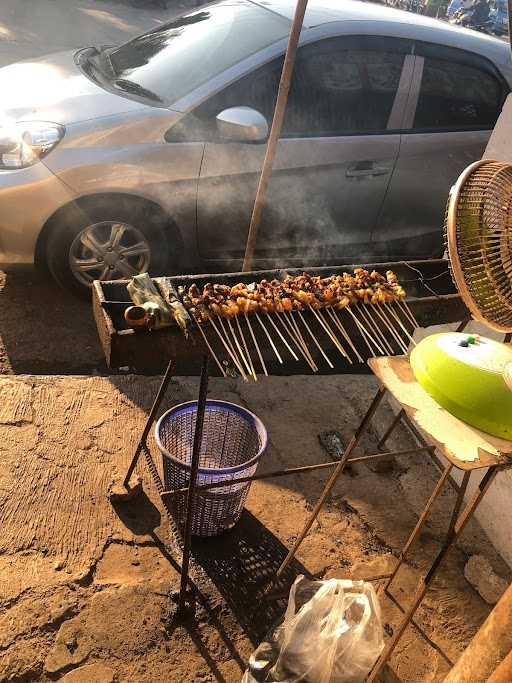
(0, 0, 510, 295)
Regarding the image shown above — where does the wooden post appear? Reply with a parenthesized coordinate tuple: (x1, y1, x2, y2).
(486, 649, 512, 683)
(242, 0, 309, 271)
(443, 582, 512, 682)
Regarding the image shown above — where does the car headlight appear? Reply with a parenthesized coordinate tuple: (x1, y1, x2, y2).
(0, 121, 64, 170)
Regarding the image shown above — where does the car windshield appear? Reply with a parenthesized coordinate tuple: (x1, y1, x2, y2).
(106, 0, 291, 106)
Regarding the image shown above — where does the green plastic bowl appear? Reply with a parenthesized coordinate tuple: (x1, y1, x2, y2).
(410, 333, 512, 440)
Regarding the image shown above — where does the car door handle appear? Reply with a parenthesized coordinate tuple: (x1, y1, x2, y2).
(346, 162, 390, 178)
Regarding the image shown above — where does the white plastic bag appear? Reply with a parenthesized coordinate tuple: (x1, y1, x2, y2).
(242, 575, 384, 683)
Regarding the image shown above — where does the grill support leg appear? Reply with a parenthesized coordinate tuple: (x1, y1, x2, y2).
(367, 466, 499, 682)
(383, 462, 454, 593)
(273, 387, 387, 581)
(377, 408, 404, 450)
(122, 358, 175, 490)
(177, 355, 210, 616)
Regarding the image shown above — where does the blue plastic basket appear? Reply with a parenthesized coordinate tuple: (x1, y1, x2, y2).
(155, 400, 267, 536)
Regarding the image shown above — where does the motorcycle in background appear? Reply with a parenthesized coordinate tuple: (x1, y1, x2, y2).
(449, 5, 495, 33)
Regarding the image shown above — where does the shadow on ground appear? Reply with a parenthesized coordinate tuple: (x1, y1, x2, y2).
(0, 269, 106, 374)
(191, 510, 310, 644)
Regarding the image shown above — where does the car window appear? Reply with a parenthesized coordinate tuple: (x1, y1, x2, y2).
(413, 44, 508, 131)
(175, 35, 412, 140)
(284, 44, 407, 136)
(107, 0, 291, 106)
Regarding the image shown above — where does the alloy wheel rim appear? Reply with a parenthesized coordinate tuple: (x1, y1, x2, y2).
(69, 221, 151, 286)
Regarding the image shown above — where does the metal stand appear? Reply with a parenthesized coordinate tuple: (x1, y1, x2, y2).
(115, 358, 435, 621)
(266, 370, 511, 680)
(111, 355, 211, 618)
(177, 355, 210, 616)
(367, 466, 499, 682)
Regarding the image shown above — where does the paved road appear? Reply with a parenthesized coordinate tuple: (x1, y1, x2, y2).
(0, 0, 177, 374)
(0, 0, 171, 67)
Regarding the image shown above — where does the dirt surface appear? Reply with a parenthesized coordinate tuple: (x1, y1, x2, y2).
(0, 3, 511, 680)
(0, 371, 510, 682)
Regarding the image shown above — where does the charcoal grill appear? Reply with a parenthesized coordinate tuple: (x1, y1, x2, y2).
(95, 258, 470, 616)
(93, 259, 468, 375)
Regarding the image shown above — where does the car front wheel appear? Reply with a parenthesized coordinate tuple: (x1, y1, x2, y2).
(46, 197, 170, 298)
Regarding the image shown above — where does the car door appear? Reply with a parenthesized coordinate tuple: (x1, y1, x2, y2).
(194, 35, 414, 267)
(374, 42, 509, 260)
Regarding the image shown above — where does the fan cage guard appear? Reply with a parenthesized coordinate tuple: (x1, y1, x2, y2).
(445, 158, 512, 333)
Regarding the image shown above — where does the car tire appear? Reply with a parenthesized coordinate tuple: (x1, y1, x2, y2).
(46, 196, 172, 298)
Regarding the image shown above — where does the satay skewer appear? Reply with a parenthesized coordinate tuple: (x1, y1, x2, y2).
(209, 315, 248, 381)
(245, 313, 268, 377)
(309, 307, 351, 363)
(386, 303, 417, 347)
(366, 306, 395, 355)
(396, 300, 418, 333)
(377, 304, 409, 353)
(218, 316, 243, 370)
(236, 315, 257, 380)
(342, 307, 376, 357)
(196, 322, 227, 377)
(287, 312, 319, 371)
(228, 317, 256, 381)
(362, 304, 394, 355)
(279, 313, 317, 371)
(372, 304, 409, 354)
(399, 300, 419, 329)
(326, 308, 364, 363)
(256, 312, 283, 364)
(358, 305, 394, 356)
(345, 306, 381, 356)
(266, 313, 299, 361)
(297, 310, 334, 369)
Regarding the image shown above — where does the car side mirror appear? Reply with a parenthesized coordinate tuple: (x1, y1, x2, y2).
(216, 107, 268, 143)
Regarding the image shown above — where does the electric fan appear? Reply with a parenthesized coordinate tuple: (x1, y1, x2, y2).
(410, 159, 512, 439)
(445, 158, 512, 333)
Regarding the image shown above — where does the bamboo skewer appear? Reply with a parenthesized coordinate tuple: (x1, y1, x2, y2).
(352, 306, 386, 355)
(345, 307, 381, 356)
(373, 304, 409, 354)
(229, 317, 256, 381)
(245, 313, 268, 377)
(318, 308, 352, 364)
(281, 313, 317, 371)
(386, 304, 417, 347)
(196, 323, 227, 377)
(326, 308, 364, 364)
(380, 305, 411, 353)
(218, 316, 243, 371)
(367, 304, 401, 355)
(367, 304, 395, 355)
(386, 304, 416, 354)
(209, 315, 247, 381)
(309, 307, 351, 363)
(287, 312, 319, 371)
(396, 300, 418, 333)
(256, 312, 283, 364)
(236, 315, 257, 381)
(276, 312, 308, 361)
(297, 310, 334, 369)
(358, 305, 394, 356)
(267, 313, 299, 361)
(400, 300, 419, 329)
(344, 307, 376, 357)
